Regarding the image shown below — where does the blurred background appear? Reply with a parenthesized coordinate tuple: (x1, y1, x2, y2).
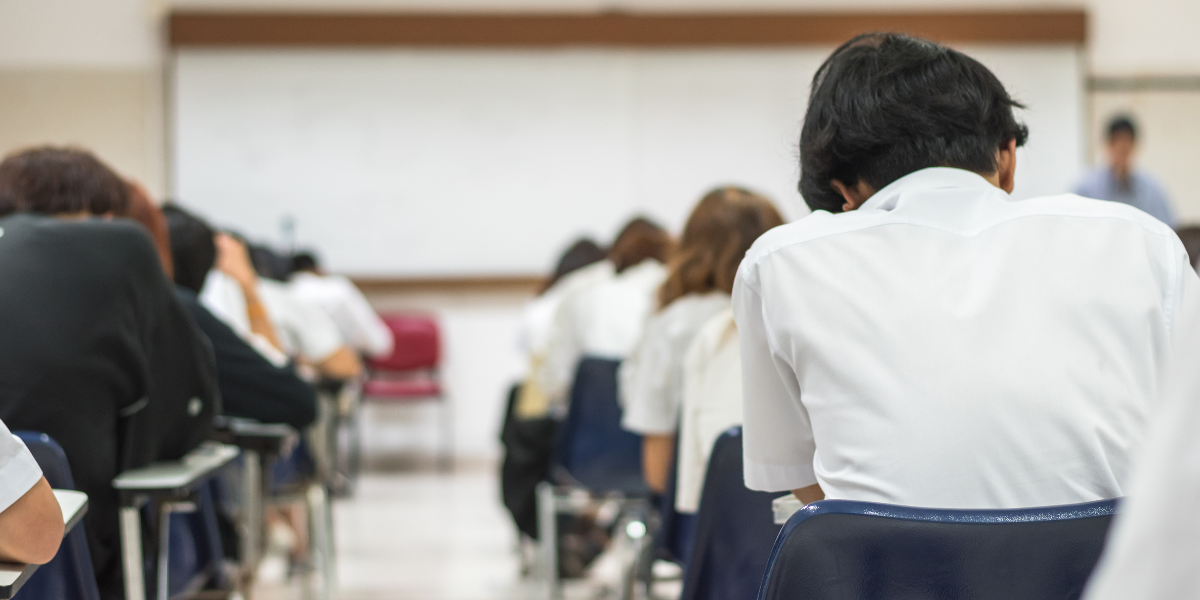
(1, 1, 1196, 597)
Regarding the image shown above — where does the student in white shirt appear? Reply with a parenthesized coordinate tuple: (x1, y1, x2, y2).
(199, 233, 363, 380)
(735, 33, 1200, 509)
(620, 188, 784, 493)
(289, 252, 395, 359)
(515, 239, 611, 419)
(1082, 301, 1200, 600)
(0, 418, 64, 564)
(675, 308, 741, 513)
(537, 218, 673, 411)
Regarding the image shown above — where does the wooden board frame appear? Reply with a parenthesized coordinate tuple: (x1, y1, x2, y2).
(170, 10, 1087, 48)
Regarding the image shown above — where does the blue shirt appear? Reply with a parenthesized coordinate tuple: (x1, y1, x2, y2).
(1074, 167, 1176, 228)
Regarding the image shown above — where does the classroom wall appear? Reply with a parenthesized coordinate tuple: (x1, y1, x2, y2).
(3, 0, 1200, 461)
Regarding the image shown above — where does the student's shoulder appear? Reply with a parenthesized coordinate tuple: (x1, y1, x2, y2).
(1017, 193, 1177, 239)
(742, 209, 874, 268)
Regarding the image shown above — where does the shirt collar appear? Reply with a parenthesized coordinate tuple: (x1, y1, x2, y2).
(860, 167, 1001, 212)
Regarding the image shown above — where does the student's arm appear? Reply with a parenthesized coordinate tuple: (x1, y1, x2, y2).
(733, 271, 819, 493)
(215, 233, 285, 353)
(641, 435, 675, 494)
(792, 484, 825, 505)
(0, 478, 63, 564)
(316, 346, 364, 381)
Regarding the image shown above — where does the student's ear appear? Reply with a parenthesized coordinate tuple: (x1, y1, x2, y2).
(996, 138, 1018, 194)
(830, 178, 875, 212)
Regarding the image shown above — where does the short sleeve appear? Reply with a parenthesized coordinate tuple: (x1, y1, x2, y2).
(620, 314, 678, 435)
(733, 269, 818, 492)
(0, 419, 44, 514)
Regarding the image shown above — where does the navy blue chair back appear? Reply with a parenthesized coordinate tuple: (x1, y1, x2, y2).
(12, 432, 101, 600)
(681, 426, 781, 600)
(555, 357, 648, 495)
(758, 497, 1118, 600)
(167, 480, 228, 596)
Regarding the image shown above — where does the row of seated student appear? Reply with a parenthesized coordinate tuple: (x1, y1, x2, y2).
(0, 146, 393, 599)
(504, 32, 1200, 599)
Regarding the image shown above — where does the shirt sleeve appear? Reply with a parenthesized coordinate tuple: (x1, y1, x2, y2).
(0, 420, 44, 514)
(620, 314, 679, 435)
(332, 277, 394, 359)
(733, 270, 818, 492)
(536, 293, 583, 409)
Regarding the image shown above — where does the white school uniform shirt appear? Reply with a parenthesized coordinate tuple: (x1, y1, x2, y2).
(734, 166, 1200, 509)
(201, 271, 345, 363)
(1083, 301, 1200, 600)
(676, 308, 744, 514)
(619, 291, 730, 435)
(537, 259, 667, 404)
(290, 271, 394, 359)
(0, 418, 43, 513)
(518, 261, 615, 359)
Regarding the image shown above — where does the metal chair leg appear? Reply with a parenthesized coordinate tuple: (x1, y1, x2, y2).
(536, 483, 561, 600)
(439, 395, 454, 472)
(306, 482, 335, 600)
(121, 505, 147, 600)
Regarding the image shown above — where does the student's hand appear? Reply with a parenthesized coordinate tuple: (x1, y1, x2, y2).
(214, 233, 258, 290)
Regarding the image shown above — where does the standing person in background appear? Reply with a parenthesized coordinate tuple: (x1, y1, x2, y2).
(1075, 115, 1176, 227)
(536, 217, 674, 413)
(289, 251, 394, 360)
(0, 147, 219, 600)
(621, 188, 783, 494)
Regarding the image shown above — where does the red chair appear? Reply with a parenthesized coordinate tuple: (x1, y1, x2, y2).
(364, 313, 453, 470)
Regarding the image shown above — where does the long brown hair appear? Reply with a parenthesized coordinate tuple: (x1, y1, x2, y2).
(609, 217, 673, 273)
(658, 187, 783, 308)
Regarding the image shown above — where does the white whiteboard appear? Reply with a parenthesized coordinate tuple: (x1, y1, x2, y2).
(172, 45, 1083, 277)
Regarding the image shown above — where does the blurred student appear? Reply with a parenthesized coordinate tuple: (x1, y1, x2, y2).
(736, 34, 1199, 509)
(155, 204, 317, 430)
(0, 147, 219, 599)
(0, 417, 63, 565)
(289, 251, 394, 359)
(501, 238, 609, 540)
(621, 188, 783, 493)
(1075, 115, 1176, 227)
(200, 233, 363, 381)
(1082, 300, 1200, 600)
(537, 218, 673, 410)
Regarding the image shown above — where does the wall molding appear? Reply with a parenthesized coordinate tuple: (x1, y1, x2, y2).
(350, 275, 543, 294)
(1089, 75, 1200, 92)
(169, 10, 1087, 48)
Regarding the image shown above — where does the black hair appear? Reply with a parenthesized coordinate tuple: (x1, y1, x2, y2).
(1107, 114, 1137, 141)
(539, 238, 607, 294)
(1177, 226, 1200, 271)
(162, 203, 216, 294)
(290, 251, 320, 275)
(0, 146, 130, 217)
(799, 33, 1029, 213)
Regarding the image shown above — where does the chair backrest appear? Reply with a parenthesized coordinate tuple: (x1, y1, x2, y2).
(758, 497, 1119, 600)
(555, 357, 648, 495)
(369, 314, 440, 372)
(12, 432, 101, 600)
(681, 426, 781, 600)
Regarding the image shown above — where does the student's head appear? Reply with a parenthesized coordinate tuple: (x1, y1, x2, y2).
(608, 217, 673, 273)
(799, 33, 1029, 213)
(0, 147, 130, 217)
(121, 181, 175, 278)
(290, 251, 321, 275)
(540, 238, 607, 294)
(659, 187, 784, 307)
(1105, 114, 1138, 176)
(162, 203, 216, 294)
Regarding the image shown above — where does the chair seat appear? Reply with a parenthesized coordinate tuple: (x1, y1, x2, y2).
(363, 379, 442, 399)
